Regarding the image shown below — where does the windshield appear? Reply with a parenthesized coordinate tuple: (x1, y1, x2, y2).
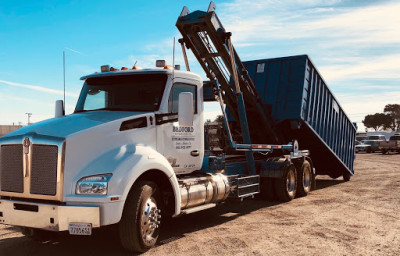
(362, 141, 373, 145)
(390, 136, 400, 141)
(366, 135, 383, 140)
(75, 74, 167, 113)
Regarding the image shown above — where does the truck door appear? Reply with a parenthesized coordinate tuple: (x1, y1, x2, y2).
(159, 80, 204, 174)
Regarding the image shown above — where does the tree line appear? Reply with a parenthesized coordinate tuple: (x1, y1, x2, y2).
(363, 104, 400, 131)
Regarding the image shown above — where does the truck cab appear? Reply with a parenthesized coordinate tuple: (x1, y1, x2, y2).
(0, 66, 205, 241)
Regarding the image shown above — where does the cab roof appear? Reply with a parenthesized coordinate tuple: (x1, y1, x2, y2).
(80, 68, 201, 81)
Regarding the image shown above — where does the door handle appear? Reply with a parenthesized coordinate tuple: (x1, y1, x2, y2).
(190, 150, 200, 157)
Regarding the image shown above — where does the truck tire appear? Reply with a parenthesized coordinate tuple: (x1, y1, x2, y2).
(366, 148, 371, 153)
(259, 177, 276, 201)
(381, 149, 387, 154)
(119, 181, 162, 253)
(311, 170, 316, 191)
(296, 160, 312, 197)
(274, 163, 297, 202)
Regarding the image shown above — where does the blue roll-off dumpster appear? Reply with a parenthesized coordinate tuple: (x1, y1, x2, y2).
(243, 55, 355, 178)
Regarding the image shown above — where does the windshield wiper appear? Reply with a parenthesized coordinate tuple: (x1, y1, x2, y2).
(74, 108, 145, 113)
(74, 109, 90, 113)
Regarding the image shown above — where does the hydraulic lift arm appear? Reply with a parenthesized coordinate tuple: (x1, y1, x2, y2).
(176, 2, 281, 146)
(176, 2, 295, 175)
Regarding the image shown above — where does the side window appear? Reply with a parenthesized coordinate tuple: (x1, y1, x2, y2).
(168, 83, 197, 113)
(83, 89, 107, 110)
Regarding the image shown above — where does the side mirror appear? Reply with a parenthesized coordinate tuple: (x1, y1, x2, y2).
(178, 92, 194, 126)
(55, 100, 65, 118)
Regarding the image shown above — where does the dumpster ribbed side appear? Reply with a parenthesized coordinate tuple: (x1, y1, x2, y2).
(243, 55, 355, 176)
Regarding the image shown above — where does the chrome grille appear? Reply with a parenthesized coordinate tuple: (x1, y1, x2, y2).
(30, 145, 58, 196)
(0, 145, 24, 193)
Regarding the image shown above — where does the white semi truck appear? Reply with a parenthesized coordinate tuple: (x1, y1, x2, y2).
(0, 3, 355, 253)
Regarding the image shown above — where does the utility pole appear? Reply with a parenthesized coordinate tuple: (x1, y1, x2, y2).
(25, 113, 32, 125)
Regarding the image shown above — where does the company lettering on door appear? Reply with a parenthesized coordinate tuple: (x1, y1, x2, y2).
(172, 126, 195, 150)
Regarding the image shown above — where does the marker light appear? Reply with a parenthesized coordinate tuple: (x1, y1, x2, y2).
(164, 65, 173, 69)
(121, 67, 129, 70)
(132, 66, 142, 70)
(101, 65, 110, 72)
(156, 60, 166, 67)
(110, 67, 118, 71)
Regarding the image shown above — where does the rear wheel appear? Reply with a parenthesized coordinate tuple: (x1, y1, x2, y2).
(119, 181, 162, 253)
(381, 149, 387, 154)
(366, 147, 371, 153)
(274, 163, 297, 202)
(296, 160, 312, 197)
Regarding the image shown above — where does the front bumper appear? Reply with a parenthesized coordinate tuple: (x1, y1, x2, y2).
(355, 147, 368, 152)
(0, 200, 100, 231)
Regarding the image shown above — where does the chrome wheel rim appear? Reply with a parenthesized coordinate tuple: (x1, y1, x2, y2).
(303, 167, 311, 191)
(141, 197, 161, 244)
(286, 168, 295, 196)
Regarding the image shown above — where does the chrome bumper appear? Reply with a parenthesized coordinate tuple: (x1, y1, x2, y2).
(0, 200, 100, 231)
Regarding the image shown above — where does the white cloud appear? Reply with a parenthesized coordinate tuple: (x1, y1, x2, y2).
(65, 47, 85, 56)
(219, 0, 400, 45)
(0, 80, 78, 97)
(319, 54, 400, 81)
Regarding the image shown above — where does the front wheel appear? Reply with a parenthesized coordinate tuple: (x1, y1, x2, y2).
(119, 181, 162, 253)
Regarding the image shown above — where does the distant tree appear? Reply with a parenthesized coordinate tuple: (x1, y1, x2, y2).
(214, 115, 224, 123)
(362, 113, 393, 131)
(384, 104, 400, 131)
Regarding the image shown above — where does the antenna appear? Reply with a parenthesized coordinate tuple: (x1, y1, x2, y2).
(172, 37, 176, 78)
(63, 51, 66, 110)
(134, 60, 138, 66)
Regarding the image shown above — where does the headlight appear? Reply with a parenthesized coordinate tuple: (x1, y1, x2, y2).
(76, 173, 112, 195)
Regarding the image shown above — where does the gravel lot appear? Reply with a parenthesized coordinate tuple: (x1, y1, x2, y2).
(1, 153, 399, 255)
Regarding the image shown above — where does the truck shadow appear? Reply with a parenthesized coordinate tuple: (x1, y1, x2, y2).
(0, 177, 343, 256)
(315, 178, 345, 190)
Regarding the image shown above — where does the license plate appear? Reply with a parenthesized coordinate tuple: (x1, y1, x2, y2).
(68, 223, 92, 235)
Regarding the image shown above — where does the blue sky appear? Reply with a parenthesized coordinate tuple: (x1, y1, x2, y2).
(0, 0, 399, 131)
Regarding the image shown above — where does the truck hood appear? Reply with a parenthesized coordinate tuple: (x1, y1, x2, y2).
(2, 111, 145, 139)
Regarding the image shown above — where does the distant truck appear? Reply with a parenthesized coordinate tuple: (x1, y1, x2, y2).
(355, 135, 386, 153)
(379, 134, 400, 154)
(356, 132, 367, 142)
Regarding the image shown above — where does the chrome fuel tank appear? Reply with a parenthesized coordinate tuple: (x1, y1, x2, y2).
(179, 173, 230, 210)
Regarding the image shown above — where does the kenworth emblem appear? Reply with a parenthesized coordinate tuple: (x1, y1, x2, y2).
(23, 137, 30, 154)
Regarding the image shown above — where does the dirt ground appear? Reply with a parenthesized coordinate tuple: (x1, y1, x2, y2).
(0, 153, 399, 256)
